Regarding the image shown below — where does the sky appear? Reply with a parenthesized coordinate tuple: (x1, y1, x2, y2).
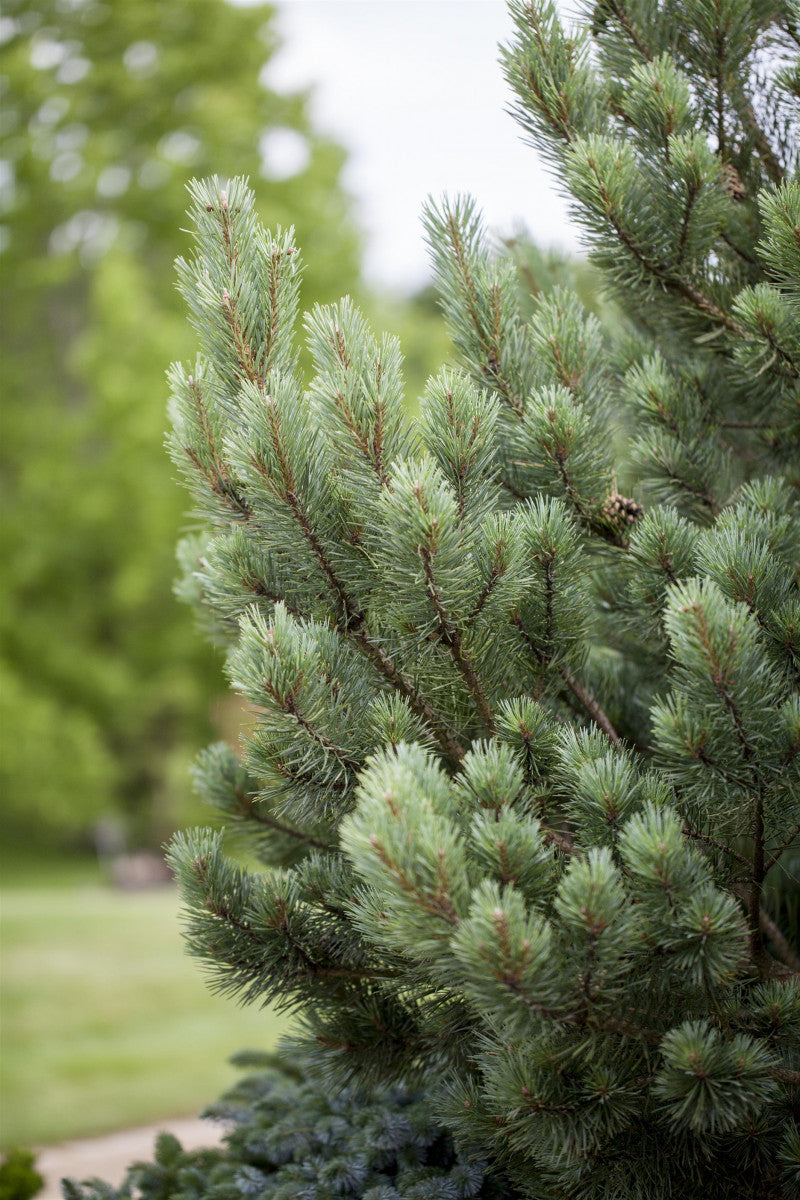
(261, 0, 581, 293)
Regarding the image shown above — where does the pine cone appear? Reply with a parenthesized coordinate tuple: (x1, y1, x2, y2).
(602, 492, 644, 526)
(722, 163, 746, 201)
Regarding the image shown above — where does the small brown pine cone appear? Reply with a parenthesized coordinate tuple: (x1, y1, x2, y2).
(722, 163, 746, 201)
(602, 492, 644, 525)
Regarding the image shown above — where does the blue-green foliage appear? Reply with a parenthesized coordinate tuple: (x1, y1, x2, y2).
(62, 1051, 510, 1200)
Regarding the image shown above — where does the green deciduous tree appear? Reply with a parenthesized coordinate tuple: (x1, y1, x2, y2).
(112, 1, 800, 1195)
(0, 0, 361, 844)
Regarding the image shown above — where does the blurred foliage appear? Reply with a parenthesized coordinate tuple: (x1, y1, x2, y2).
(0, 0, 362, 845)
(0, 1150, 43, 1200)
(504, 232, 621, 323)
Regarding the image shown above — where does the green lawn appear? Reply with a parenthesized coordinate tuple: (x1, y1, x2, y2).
(0, 866, 286, 1149)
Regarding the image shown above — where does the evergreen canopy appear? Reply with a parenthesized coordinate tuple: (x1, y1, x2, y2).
(166, 3, 799, 1196)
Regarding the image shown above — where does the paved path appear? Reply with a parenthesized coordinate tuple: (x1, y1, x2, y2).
(36, 1118, 225, 1199)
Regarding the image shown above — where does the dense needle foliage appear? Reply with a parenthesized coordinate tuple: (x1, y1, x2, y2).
(101, 2, 800, 1196)
(63, 1049, 512, 1200)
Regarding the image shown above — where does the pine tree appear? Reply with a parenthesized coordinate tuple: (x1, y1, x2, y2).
(164, 4, 799, 1196)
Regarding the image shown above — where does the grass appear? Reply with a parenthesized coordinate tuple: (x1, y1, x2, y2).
(0, 861, 286, 1149)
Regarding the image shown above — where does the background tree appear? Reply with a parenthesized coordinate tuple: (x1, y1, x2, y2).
(0, 0, 361, 845)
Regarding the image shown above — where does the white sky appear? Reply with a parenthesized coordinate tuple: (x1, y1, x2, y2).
(262, 0, 581, 293)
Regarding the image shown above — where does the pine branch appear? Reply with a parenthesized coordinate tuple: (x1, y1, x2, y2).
(676, 178, 701, 267)
(558, 665, 621, 745)
(280, 694, 362, 775)
(328, 327, 394, 490)
(583, 153, 747, 338)
(733, 94, 786, 186)
(249, 401, 466, 766)
(754, 313, 800, 379)
(542, 825, 576, 856)
(502, 236, 542, 297)
(368, 833, 462, 926)
(689, 601, 757, 763)
(511, 447, 633, 547)
(349, 620, 467, 765)
(765, 824, 800, 873)
(719, 420, 780, 430)
(659, 461, 720, 517)
(420, 546, 497, 735)
(783, 14, 800, 49)
(233, 786, 334, 852)
(759, 907, 800, 974)
(243, 573, 304, 619)
(511, 613, 621, 744)
(520, 65, 575, 143)
(714, 26, 727, 159)
(605, 1, 653, 61)
(720, 232, 760, 269)
(183, 374, 252, 519)
(183, 444, 252, 519)
(748, 791, 767, 970)
(169, 20, 800, 1173)
(269, 754, 349, 795)
(604, 4, 784, 188)
(468, 540, 507, 622)
(211, 193, 295, 386)
(198, 883, 398, 990)
(221, 288, 263, 387)
(553, 449, 590, 522)
(442, 211, 525, 418)
(682, 822, 751, 871)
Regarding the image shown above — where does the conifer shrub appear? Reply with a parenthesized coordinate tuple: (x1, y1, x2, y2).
(63, 1050, 511, 1200)
(98, 3, 800, 1197)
